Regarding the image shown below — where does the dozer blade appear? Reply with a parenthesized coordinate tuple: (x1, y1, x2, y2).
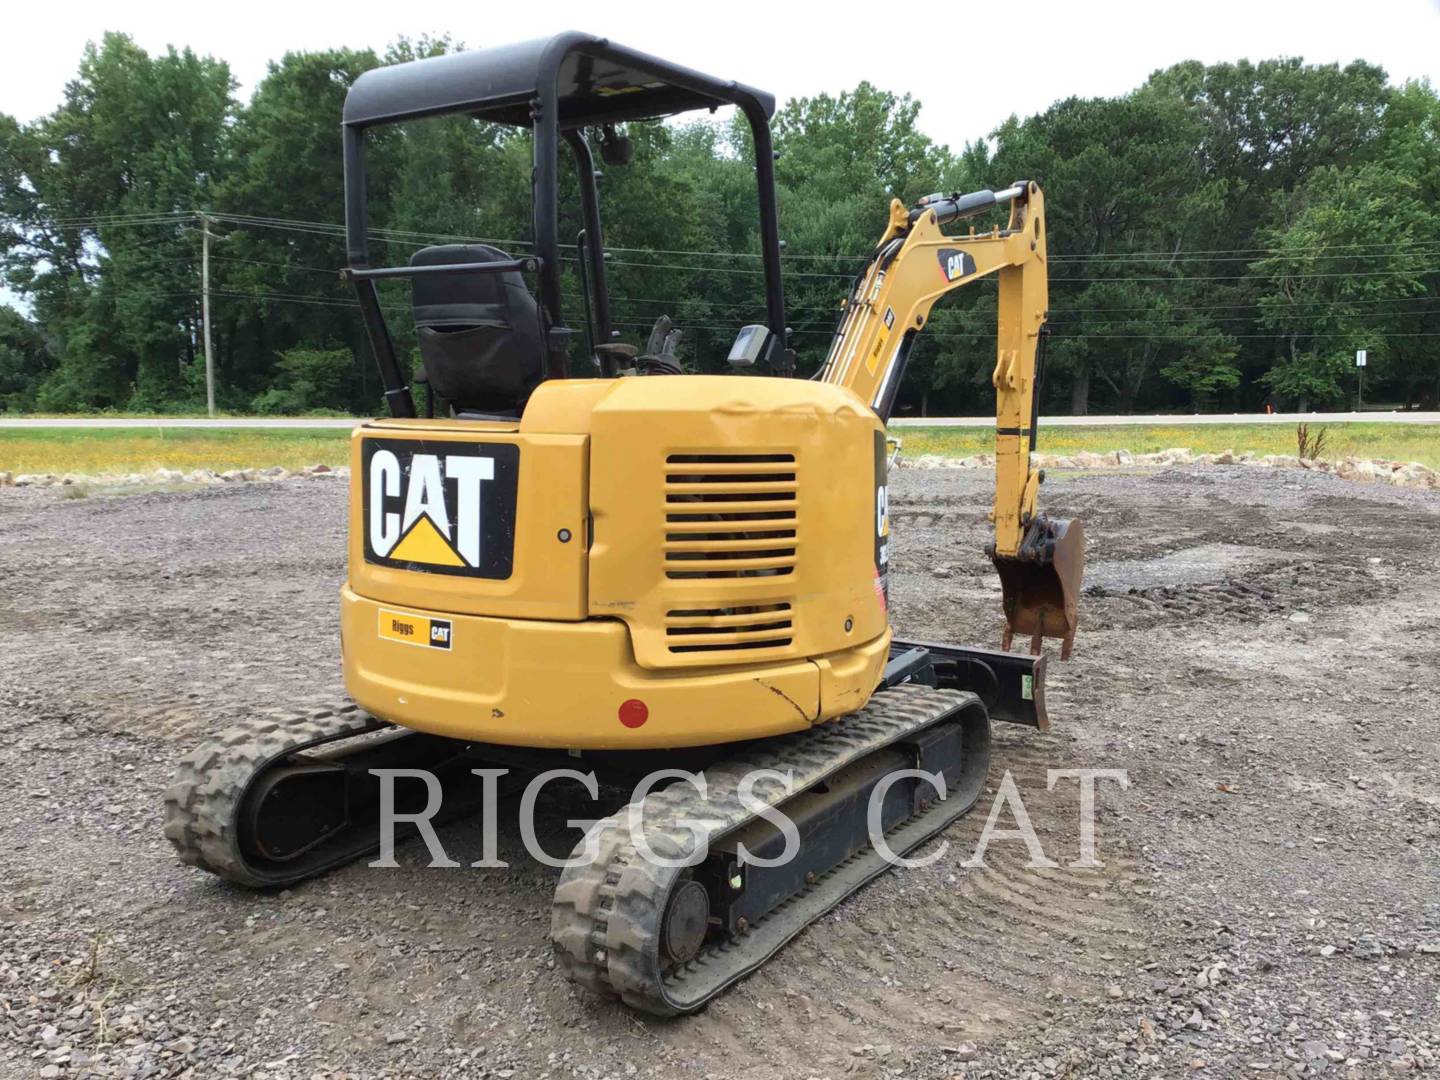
(994, 513, 1084, 659)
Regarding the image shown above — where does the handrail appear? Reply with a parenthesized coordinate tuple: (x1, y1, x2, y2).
(339, 258, 540, 283)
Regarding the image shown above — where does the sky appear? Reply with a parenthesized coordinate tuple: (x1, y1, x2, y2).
(3, 0, 1439, 150)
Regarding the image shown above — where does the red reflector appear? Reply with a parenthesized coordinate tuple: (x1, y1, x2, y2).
(618, 699, 649, 728)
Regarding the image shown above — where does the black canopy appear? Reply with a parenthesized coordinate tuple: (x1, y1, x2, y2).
(343, 31, 776, 130)
(341, 32, 790, 411)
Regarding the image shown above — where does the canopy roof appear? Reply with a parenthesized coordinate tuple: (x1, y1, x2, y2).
(343, 31, 775, 129)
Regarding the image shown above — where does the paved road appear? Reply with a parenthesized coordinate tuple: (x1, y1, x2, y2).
(896, 411, 1440, 426)
(1, 411, 1436, 429)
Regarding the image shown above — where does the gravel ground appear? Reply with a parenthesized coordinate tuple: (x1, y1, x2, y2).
(1, 464, 1437, 1079)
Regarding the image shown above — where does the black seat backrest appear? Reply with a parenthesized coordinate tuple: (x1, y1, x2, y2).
(411, 243, 543, 415)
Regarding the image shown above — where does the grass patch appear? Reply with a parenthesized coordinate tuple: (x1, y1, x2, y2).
(896, 423, 1440, 471)
(1, 420, 1435, 476)
(9, 409, 360, 420)
(0, 427, 352, 475)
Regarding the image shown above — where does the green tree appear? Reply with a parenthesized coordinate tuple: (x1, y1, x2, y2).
(251, 347, 354, 413)
(1374, 80, 1440, 406)
(1144, 57, 1391, 237)
(1248, 165, 1435, 408)
(772, 84, 953, 385)
(213, 47, 383, 410)
(0, 34, 234, 409)
(0, 308, 52, 411)
(987, 90, 1225, 413)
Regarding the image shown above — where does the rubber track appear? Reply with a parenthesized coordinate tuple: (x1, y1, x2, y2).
(551, 684, 989, 1015)
(162, 703, 387, 887)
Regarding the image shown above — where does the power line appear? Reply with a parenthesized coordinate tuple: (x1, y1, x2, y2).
(18, 208, 1440, 260)
(17, 210, 1440, 281)
(1049, 239, 1440, 260)
(1050, 249, 1440, 266)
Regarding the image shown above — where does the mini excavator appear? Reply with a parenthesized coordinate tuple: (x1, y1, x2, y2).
(164, 32, 1084, 1016)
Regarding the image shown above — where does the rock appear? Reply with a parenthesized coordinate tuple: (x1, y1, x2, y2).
(166, 1036, 197, 1055)
(1113, 449, 1133, 466)
(14, 473, 56, 486)
(151, 468, 185, 484)
(1049, 456, 1078, 469)
(1393, 462, 1437, 489)
(1074, 451, 1109, 468)
(308, 463, 333, 474)
(1215, 449, 1235, 465)
(1354, 937, 1385, 960)
(1160, 447, 1193, 464)
(1340, 458, 1380, 482)
(959, 456, 984, 469)
(1106, 984, 1124, 1000)
(0, 470, 11, 485)
(1196, 963, 1225, 987)
(1302, 1041, 1331, 1061)
(1319, 944, 1337, 957)
(1193, 453, 1219, 466)
(902, 454, 952, 470)
(268, 467, 291, 481)
(385, 1033, 408, 1045)
(950, 1041, 979, 1062)
(39, 1066, 61, 1079)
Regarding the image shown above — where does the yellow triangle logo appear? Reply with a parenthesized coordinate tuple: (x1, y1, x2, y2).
(390, 515, 465, 567)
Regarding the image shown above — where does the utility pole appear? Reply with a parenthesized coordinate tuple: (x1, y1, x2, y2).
(200, 212, 216, 417)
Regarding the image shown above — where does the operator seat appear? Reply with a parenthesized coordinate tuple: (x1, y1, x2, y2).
(410, 244, 543, 416)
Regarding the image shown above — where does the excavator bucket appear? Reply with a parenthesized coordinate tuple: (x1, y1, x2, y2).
(994, 515, 1085, 659)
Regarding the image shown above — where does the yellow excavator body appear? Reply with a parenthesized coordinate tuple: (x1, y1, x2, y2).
(342, 184, 1082, 746)
(341, 376, 891, 748)
(165, 31, 1086, 1017)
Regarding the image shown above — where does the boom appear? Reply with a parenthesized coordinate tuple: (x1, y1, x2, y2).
(821, 181, 1083, 656)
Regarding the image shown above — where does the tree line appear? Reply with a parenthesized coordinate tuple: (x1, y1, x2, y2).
(1, 34, 1437, 416)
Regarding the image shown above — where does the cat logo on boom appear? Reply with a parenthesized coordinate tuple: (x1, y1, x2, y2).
(362, 439, 521, 579)
(937, 247, 976, 283)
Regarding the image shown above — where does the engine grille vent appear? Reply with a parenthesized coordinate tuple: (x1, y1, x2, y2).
(663, 453, 798, 582)
(664, 602, 793, 653)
